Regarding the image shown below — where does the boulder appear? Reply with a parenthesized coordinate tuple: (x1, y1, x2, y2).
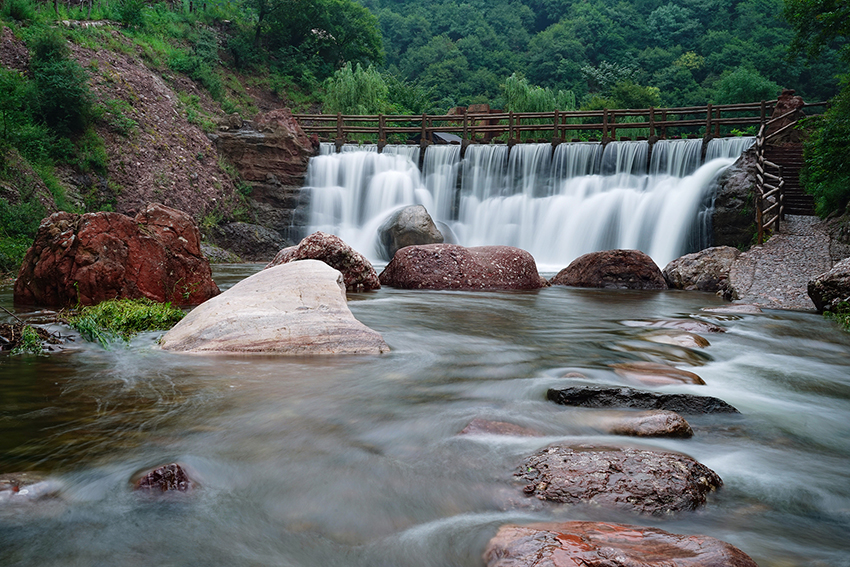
(547, 386, 740, 414)
(515, 444, 722, 515)
(622, 319, 725, 333)
(663, 246, 740, 292)
(14, 204, 219, 307)
(460, 418, 541, 437)
(711, 147, 757, 249)
(611, 362, 705, 386)
(766, 89, 806, 143)
(550, 250, 667, 290)
(483, 521, 759, 567)
(604, 410, 694, 438)
(642, 330, 710, 348)
(209, 221, 287, 262)
(808, 257, 850, 312)
(134, 463, 193, 493)
(266, 231, 380, 292)
(379, 244, 546, 291)
(160, 260, 389, 355)
(378, 205, 444, 261)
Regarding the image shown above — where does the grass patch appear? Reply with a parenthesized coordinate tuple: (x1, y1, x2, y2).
(68, 298, 184, 346)
(825, 303, 850, 332)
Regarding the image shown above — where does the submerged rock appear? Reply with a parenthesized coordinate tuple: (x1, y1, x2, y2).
(0, 472, 64, 504)
(14, 203, 219, 307)
(547, 386, 740, 414)
(379, 244, 546, 291)
(134, 463, 193, 493)
(701, 304, 763, 314)
(550, 249, 667, 290)
(160, 260, 389, 355)
(808, 257, 850, 313)
(611, 362, 705, 386)
(483, 521, 759, 567)
(378, 205, 444, 261)
(460, 418, 542, 437)
(663, 246, 740, 292)
(642, 330, 710, 348)
(622, 319, 726, 333)
(515, 444, 722, 515)
(266, 231, 380, 292)
(603, 410, 694, 438)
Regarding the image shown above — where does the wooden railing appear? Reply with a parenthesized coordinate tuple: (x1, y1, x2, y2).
(294, 101, 780, 150)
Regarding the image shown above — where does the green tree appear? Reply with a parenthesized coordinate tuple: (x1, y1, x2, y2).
(323, 63, 388, 114)
(712, 66, 781, 104)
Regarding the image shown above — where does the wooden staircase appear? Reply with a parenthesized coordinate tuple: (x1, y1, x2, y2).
(763, 143, 815, 216)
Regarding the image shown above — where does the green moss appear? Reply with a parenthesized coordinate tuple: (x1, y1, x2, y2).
(68, 298, 185, 346)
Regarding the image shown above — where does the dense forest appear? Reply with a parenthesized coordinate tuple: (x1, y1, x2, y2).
(1, 0, 848, 275)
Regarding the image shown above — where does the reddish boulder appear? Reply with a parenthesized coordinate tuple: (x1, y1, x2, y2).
(604, 410, 694, 438)
(14, 204, 219, 307)
(266, 231, 380, 292)
(134, 463, 193, 493)
(483, 521, 759, 567)
(550, 249, 667, 290)
(379, 244, 546, 291)
(516, 444, 722, 515)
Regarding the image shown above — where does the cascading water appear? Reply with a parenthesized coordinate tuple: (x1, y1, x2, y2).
(304, 139, 753, 268)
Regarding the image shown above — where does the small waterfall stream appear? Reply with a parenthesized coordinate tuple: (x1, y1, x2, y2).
(305, 137, 755, 268)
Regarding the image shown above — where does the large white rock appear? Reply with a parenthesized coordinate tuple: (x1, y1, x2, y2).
(160, 260, 389, 355)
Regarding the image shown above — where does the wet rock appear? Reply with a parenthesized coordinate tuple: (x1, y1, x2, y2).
(622, 319, 725, 333)
(460, 418, 541, 437)
(266, 231, 380, 292)
(14, 204, 219, 307)
(550, 249, 667, 290)
(604, 410, 694, 438)
(711, 146, 758, 250)
(663, 246, 740, 292)
(547, 386, 740, 414)
(611, 362, 705, 386)
(515, 444, 722, 515)
(808, 257, 850, 313)
(379, 244, 546, 291)
(201, 242, 242, 264)
(161, 260, 389, 355)
(134, 463, 193, 492)
(701, 304, 763, 314)
(378, 205, 444, 261)
(642, 330, 710, 348)
(0, 472, 63, 504)
(483, 521, 759, 567)
(209, 221, 287, 262)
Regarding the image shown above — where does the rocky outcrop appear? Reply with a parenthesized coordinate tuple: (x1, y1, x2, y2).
(604, 410, 694, 438)
(550, 250, 667, 289)
(14, 204, 219, 307)
(547, 386, 740, 414)
(766, 89, 806, 143)
(379, 244, 546, 290)
(209, 221, 287, 262)
(213, 109, 319, 241)
(266, 231, 380, 292)
(711, 147, 757, 249)
(808, 257, 850, 312)
(663, 246, 740, 292)
(378, 205, 444, 261)
(515, 444, 722, 515)
(160, 260, 389, 355)
(483, 521, 759, 567)
(611, 362, 705, 386)
(134, 463, 194, 493)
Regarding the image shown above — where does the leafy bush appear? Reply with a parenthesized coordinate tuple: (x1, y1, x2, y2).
(117, 0, 146, 29)
(0, 235, 32, 275)
(712, 66, 781, 104)
(2, 0, 36, 23)
(802, 82, 850, 216)
(68, 298, 185, 346)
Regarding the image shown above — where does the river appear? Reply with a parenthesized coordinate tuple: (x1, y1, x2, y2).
(1, 264, 849, 566)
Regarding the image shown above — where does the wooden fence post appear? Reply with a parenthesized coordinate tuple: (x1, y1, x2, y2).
(649, 107, 655, 138)
(335, 112, 344, 152)
(705, 103, 713, 138)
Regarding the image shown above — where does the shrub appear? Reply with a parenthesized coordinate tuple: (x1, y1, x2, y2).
(802, 82, 850, 216)
(117, 0, 146, 29)
(0, 235, 32, 275)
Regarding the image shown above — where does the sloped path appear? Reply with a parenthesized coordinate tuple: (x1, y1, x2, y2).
(728, 215, 832, 311)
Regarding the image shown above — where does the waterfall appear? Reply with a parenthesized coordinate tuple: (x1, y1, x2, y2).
(303, 139, 746, 269)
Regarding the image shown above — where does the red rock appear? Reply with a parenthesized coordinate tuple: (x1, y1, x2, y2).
(550, 249, 667, 290)
(611, 362, 705, 386)
(483, 521, 759, 567)
(14, 204, 219, 307)
(266, 231, 380, 292)
(460, 418, 541, 437)
(765, 89, 805, 143)
(516, 444, 722, 515)
(379, 244, 546, 291)
(134, 463, 193, 492)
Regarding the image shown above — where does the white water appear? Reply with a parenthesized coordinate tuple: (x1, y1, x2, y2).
(306, 139, 754, 269)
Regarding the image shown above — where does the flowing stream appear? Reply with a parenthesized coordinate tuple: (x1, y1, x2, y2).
(305, 138, 755, 269)
(2, 270, 849, 566)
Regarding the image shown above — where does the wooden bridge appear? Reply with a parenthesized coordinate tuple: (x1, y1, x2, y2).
(293, 100, 826, 238)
